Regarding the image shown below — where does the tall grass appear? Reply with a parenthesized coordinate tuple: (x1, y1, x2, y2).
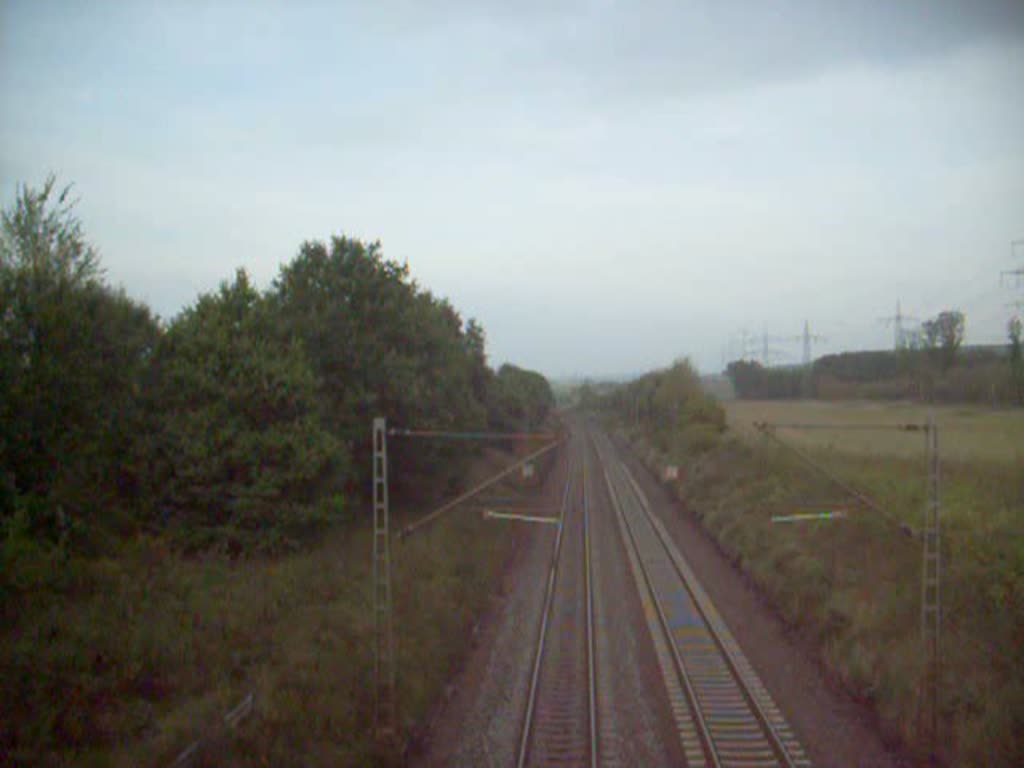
(1, 458, 541, 766)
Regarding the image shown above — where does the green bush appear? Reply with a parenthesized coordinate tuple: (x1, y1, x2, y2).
(595, 359, 726, 456)
(488, 363, 556, 432)
(144, 270, 346, 552)
(2, 178, 557, 554)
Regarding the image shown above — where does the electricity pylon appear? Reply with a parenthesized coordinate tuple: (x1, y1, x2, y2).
(769, 320, 827, 366)
(1000, 239, 1024, 316)
(879, 301, 919, 351)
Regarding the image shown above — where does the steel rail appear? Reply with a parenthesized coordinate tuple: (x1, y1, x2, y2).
(583, 435, 598, 768)
(594, 435, 720, 767)
(517, 433, 598, 768)
(618, 458, 806, 768)
(517, 445, 576, 768)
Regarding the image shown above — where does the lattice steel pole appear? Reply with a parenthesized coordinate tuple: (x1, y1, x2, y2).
(372, 417, 396, 739)
(919, 414, 940, 760)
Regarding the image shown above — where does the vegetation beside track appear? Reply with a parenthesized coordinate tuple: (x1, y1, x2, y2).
(725, 399, 1024, 464)
(1, 445, 557, 766)
(0, 177, 558, 764)
(590, 369, 1024, 766)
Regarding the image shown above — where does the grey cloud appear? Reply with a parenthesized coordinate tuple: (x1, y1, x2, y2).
(357, 1, 1024, 106)
(530, 1, 1024, 104)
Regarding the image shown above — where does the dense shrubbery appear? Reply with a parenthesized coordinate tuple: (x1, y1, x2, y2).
(143, 270, 345, 552)
(488, 364, 556, 432)
(596, 359, 726, 456)
(0, 178, 553, 556)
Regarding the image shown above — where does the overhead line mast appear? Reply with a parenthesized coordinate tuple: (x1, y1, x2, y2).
(370, 418, 563, 739)
(1002, 238, 1024, 310)
(878, 301, 918, 351)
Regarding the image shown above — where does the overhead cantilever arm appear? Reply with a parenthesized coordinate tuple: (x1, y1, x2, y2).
(388, 427, 558, 440)
(399, 438, 562, 539)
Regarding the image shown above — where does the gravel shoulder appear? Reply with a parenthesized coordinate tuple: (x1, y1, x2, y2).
(412, 428, 687, 766)
(412, 424, 913, 767)
(410, 445, 569, 767)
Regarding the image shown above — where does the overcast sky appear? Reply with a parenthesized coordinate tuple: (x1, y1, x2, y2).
(2, 1, 1023, 377)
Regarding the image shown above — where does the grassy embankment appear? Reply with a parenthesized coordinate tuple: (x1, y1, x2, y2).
(621, 400, 1023, 766)
(2, 445, 556, 767)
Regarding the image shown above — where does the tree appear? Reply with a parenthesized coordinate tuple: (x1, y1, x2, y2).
(596, 359, 724, 455)
(1, 175, 539, 551)
(922, 310, 965, 373)
(726, 360, 762, 399)
(725, 359, 802, 399)
(464, 318, 492, 405)
(270, 235, 489, 496)
(145, 270, 345, 551)
(488, 364, 555, 432)
(0, 177, 158, 538)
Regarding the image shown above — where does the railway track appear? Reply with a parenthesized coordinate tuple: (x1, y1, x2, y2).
(592, 429, 812, 768)
(517, 434, 598, 768)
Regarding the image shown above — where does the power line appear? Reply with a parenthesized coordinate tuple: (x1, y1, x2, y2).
(878, 300, 919, 351)
(728, 322, 827, 368)
(767, 320, 828, 366)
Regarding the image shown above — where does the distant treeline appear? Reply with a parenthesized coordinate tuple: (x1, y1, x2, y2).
(726, 343, 1023, 404)
(0, 177, 554, 554)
